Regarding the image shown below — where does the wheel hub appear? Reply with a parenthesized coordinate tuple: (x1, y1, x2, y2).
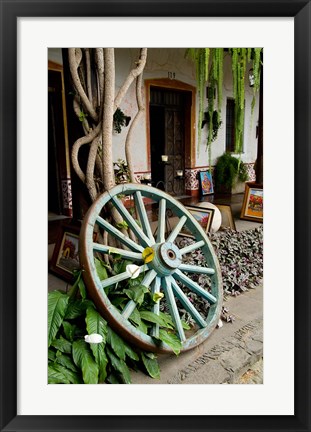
(150, 242, 182, 276)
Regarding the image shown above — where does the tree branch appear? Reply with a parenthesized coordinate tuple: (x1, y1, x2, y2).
(114, 48, 147, 109)
(68, 48, 98, 122)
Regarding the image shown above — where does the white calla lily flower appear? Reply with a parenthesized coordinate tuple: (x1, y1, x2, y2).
(84, 333, 103, 344)
(126, 264, 141, 279)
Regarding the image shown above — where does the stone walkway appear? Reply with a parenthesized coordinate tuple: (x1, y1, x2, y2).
(166, 318, 263, 384)
(131, 283, 263, 384)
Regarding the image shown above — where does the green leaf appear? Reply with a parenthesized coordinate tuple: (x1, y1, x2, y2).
(62, 321, 78, 342)
(55, 353, 79, 373)
(110, 296, 128, 309)
(72, 340, 99, 384)
(48, 349, 56, 361)
(116, 220, 129, 230)
(107, 327, 125, 361)
(123, 285, 149, 306)
(53, 363, 82, 384)
(48, 364, 70, 384)
(158, 312, 175, 330)
(113, 259, 131, 275)
(65, 299, 94, 320)
(78, 277, 87, 300)
(158, 329, 182, 356)
(94, 257, 108, 281)
(85, 307, 108, 382)
(106, 373, 121, 384)
(181, 320, 191, 330)
(48, 291, 70, 347)
(67, 270, 82, 299)
(106, 348, 131, 384)
(51, 336, 72, 354)
(141, 352, 160, 379)
(129, 309, 149, 334)
(124, 344, 139, 361)
(139, 310, 168, 327)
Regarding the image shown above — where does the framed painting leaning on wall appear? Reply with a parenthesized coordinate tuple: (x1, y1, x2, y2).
(240, 182, 263, 222)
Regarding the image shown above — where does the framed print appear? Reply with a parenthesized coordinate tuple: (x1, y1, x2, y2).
(215, 204, 237, 231)
(1, 2, 310, 432)
(241, 182, 263, 222)
(198, 170, 214, 195)
(181, 205, 215, 236)
(49, 223, 80, 282)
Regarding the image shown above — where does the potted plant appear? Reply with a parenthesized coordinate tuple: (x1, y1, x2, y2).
(113, 108, 131, 133)
(213, 152, 248, 194)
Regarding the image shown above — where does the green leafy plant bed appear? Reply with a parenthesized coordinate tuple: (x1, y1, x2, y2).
(48, 260, 189, 384)
(177, 226, 263, 298)
(48, 271, 164, 384)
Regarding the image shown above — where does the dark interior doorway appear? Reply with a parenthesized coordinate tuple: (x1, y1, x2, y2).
(48, 67, 72, 217)
(149, 87, 191, 196)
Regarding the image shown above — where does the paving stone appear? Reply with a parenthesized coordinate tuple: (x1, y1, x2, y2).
(181, 360, 230, 384)
(219, 347, 252, 377)
(244, 339, 263, 356)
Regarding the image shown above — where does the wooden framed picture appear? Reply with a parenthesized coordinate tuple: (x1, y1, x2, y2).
(215, 204, 237, 230)
(198, 170, 214, 195)
(49, 222, 81, 282)
(180, 205, 215, 237)
(240, 182, 263, 222)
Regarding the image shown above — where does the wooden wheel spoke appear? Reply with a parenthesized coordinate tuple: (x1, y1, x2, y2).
(92, 243, 143, 261)
(101, 264, 147, 289)
(173, 269, 217, 305)
(121, 300, 137, 320)
(96, 215, 144, 252)
(111, 195, 153, 247)
(169, 276, 207, 328)
(157, 199, 167, 243)
(166, 215, 187, 243)
(133, 191, 154, 241)
(162, 277, 186, 342)
(150, 277, 161, 338)
(179, 263, 215, 276)
(179, 240, 205, 255)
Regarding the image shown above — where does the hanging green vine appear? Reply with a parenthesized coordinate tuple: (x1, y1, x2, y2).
(186, 48, 223, 167)
(187, 47, 262, 160)
(230, 48, 247, 154)
(185, 48, 210, 157)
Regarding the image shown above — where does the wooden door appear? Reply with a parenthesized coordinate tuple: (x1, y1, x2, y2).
(164, 107, 184, 196)
(149, 87, 187, 196)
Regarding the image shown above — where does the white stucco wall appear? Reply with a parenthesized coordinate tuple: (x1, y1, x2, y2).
(113, 48, 260, 173)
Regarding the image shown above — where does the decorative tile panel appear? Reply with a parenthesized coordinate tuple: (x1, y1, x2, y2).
(62, 179, 72, 210)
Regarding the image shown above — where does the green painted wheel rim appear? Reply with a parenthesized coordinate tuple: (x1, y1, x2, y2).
(79, 183, 223, 353)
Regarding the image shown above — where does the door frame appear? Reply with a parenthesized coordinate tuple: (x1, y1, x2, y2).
(145, 78, 196, 172)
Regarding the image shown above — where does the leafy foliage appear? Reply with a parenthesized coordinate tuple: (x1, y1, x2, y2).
(187, 47, 262, 157)
(177, 226, 263, 298)
(48, 271, 163, 384)
(213, 152, 248, 191)
(209, 226, 263, 295)
(113, 108, 130, 134)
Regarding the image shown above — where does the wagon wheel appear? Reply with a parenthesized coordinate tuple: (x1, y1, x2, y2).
(79, 183, 223, 353)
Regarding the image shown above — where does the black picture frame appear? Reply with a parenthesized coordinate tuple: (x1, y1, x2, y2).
(0, 1, 310, 431)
